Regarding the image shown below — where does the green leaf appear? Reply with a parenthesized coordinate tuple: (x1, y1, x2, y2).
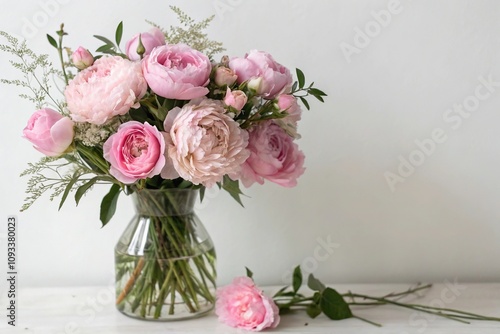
(273, 286, 289, 298)
(291, 81, 298, 93)
(222, 175, 244, 206)
(279, 307, 292, 315)
(245, 267, 253, 279)
(309, 87, 327, 97)
(292, 266, 302, 293)
(177, 180, 192, 189)
(100, 184, 121, 227)
(296, 68, 305, 89)
(58, 173, 80, 210)
(306, 303, 322, 319)
(93, 35, 115, 46)
(313, 291, 322, 304)
(96, 44, 115, 53)
(199, 186, 206, 202)
(128, 107, 149, 123)
(313, 95, 325, 103)
(75, 177, 100, 206)
(308, 274, 326, 292)
(320, 288, 353, 320)
(299, 96, 310, 110)
(115, 21, 123, 46)
(46, 34, 58, 49)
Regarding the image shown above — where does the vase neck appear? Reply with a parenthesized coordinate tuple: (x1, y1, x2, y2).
(131, 189, 198, 216)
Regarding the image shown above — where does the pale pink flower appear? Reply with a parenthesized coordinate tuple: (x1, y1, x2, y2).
(23, 108, 74, 157)
(142, 44, 211, 100)
(65, 56, 147, 125)
(275, 94, 302, 138)
(161, 98, 249, 187)
(277, 94, 301, 124)
(224, 88, 247, 111)
(125, 27, 166, 61)
(229, 50, 292, 99)
(71, 47, 94, 70)
(216, 277, 280, 331)
(214, 66, 237, 87)
(103, 121, 166, 184)
(237, 121, 305, 188)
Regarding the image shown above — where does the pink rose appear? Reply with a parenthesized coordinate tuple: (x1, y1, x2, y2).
(161, 98, 249, 188)
(125, 27, 166, 61)
(142, 44, 211, 100)
(23, 108, 74, 157)
(216, 277, 280, 331)
(237, 121, 305, 188)
(275, 94, 302, 138)
(103, 121, 166, 184)
(224, 88, 247, 111)
(65, 56, 147, 125)
(71, 47, 94, 70)
(229, 50, 292, 99)
(214, 66, 237, 87)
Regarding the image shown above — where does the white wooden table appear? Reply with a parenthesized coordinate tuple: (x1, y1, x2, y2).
(1, 284, 500, 333)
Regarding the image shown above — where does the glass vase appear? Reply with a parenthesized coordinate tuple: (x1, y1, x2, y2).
(114, 188, 216, 321)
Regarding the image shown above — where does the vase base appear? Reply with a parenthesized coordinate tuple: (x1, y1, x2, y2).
(116, 304, 214, 322)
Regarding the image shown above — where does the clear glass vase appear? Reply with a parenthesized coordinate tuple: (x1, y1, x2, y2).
(115, 188, 216, 321)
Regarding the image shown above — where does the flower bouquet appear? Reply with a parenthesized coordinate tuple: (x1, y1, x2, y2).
(1, 7, 325, 321)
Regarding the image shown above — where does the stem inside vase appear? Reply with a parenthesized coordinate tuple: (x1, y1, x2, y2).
(114, 188, 217, 321)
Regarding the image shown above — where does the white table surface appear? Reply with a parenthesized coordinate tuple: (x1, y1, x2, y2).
(1, 283, 500, 333)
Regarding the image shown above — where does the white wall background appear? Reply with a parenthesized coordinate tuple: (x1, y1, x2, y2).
(0, 0, 500, 289)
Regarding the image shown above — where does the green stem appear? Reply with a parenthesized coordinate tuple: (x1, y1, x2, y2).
(353, 315, 382, 327)
(345, 293, 490, 324)
(57, 26, 69, 86)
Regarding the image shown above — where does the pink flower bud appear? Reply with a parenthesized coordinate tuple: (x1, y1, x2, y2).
(23, 108, 74, 157)
(224, 88, 248, 111)
(72, 47, 94, 70)
(214, 66, 237, 87)
(277, 94, 296, 111)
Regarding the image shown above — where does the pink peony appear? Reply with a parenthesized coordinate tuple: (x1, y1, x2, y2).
(229, 50, 292, 99)
(224, 88, 247, 111)
(125, 27, 166, 61)
(23, 108, 74, 157)
(216, 277, 280, 331)
(71, 47, 94, 70)
(142, 44, 211, 100)
(237, 121, 305, 188)
(65, 56, 147, 125)
(161, 98, 249, 187)
(103, 121, 166, 184)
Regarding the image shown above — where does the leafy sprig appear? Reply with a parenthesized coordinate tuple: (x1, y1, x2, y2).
(245, 265, 500, 327)
(0, 31, 60, 109)
(93, 21, 125, 57)
(292, 68, 327, 110)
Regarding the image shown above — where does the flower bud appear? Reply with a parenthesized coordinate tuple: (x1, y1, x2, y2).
(224, 88, 247, 111)
(247, 77, 263, 93)
(23, 108, 74, 157)
(135, 34, 146, 59)
(72, 47, 94, 70)
(214, 66, 237, 87)
(125, 28, 165, 61)
(277, 94, 296, 111)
